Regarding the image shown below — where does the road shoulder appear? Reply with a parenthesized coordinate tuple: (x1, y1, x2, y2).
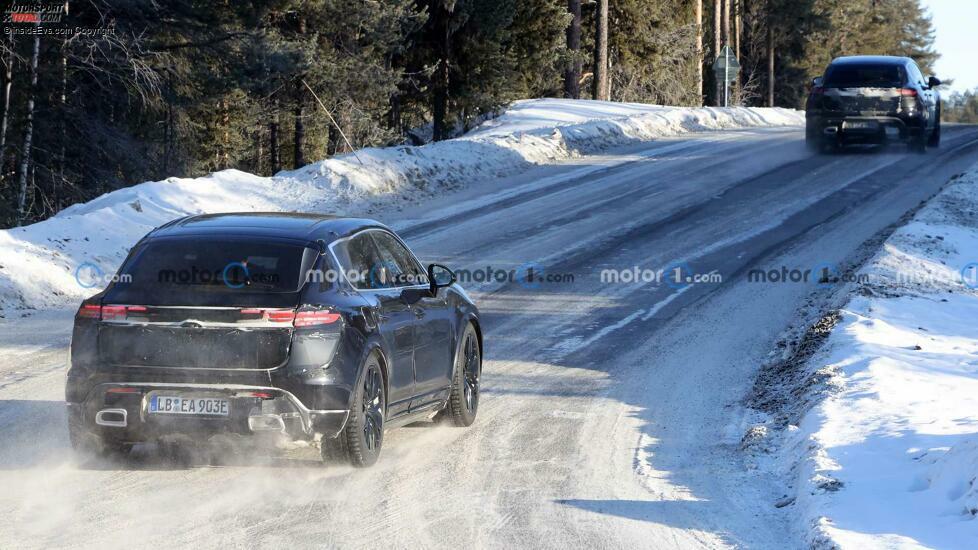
(746, 164, 978, 548)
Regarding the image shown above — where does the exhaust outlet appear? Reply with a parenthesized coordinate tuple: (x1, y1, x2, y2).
(95, 408, 128, 428)
(248, 414, 287, 433)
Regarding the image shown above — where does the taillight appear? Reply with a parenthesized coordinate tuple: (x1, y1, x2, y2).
(242, 308, 296, 323)
(239, 308, 340, 327)
(294, 311, 342, 327)
(102, 305, 148, 321)
(101, 305, 124, 320)
(899, 88, 918, 97)
(76, 304, 102, 320)
(78, 304, 149, 321)
(267, 310, 298, 323)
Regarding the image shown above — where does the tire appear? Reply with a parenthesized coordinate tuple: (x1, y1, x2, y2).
(805, 125, 820, 152)
(908, 134, 927, 154)
(444, 324, 481, 428)
(158, 438, 194, 466)
(321, 354, 385, 467)
(928, 118, 941, 148)
(806, 136, 822, 153)
(820, 139, 838, 155)
(68, 414, 132, 458)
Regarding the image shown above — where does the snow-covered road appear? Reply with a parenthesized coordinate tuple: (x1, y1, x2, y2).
(2, 124, 978, 548)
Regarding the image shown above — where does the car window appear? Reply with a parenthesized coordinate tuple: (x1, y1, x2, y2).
(100, 238, 320, 307)
(907, 62, 924, 86)
(334, 233, 387, 290)
(370, 231, 428, 287)
(823, 64, 906, 88)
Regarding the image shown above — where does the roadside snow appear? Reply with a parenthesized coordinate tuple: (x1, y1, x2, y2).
(468, 98, 801, 138)
(0, 99, 802, 313)
(769, 167, 978, 548)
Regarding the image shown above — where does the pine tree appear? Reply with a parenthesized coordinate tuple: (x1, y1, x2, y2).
(565, 0, 583, 99)
(608, 0, 698, 105)
(593, 0, 609, 100)
(695, 0, 704, 105)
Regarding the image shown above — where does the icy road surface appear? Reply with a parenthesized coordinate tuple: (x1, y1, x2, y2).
(2, 125, 978, 548)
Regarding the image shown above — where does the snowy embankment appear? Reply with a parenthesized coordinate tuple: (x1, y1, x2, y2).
(0, 99, 802, 313)
(768, 166, 978, 548)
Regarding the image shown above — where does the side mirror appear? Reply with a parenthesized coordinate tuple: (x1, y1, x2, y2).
(400, 264, 455, 304)
(812, 77, 823, 87)
(927, 76, 941, 88)
(428, 263, 456, 295)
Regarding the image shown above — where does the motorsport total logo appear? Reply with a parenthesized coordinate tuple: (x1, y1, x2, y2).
(3, 2, 114, 37)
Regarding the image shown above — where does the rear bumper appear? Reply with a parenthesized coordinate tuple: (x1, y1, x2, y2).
(65, 328, 364, 443)
(809, 114, 925, 144)
(67, 381, 350, 444)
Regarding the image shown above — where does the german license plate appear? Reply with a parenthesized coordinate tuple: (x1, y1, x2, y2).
(844, 120, 878, 131)
(149, 395, 229, 416)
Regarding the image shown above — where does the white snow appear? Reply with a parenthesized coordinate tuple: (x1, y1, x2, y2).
(784, 166, 978, 548)
(0, 99, 802, 313)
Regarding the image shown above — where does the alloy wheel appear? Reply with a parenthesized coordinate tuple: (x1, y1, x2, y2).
(361, 366, 384, 452)
(462, 333, 480, 412)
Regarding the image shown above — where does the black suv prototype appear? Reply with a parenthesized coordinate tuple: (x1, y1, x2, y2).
(805, 55, 941, 152)
(66, 213, 483, 467)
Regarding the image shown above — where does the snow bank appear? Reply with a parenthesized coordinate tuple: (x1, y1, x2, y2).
(782, 167, 978, 548)
(0, 99, 802, 313)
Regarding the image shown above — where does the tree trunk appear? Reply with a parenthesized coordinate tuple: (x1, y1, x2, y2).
(163, 101, 171, 174)
(57, 0, 69, 211)
(0, 30, 14, 185)
(16, 35, 40, 226)
(767, 25, 775, 107)
(717, 0, 730, 107)
(723, 0, 731, 45)
(387, 53, 403, 135)
(389, 91, 402, 136)
(593, 0, 609, 101)
(255, 129, 263, 175)
(431, 1, 451, 141)
(734, 0, 742, 103)
(695, 0, 703, 106)
(327, 122, 338, 156)
(270, 99, 280, 173)
(221, 99, 230, 169)
(293, 81, 304, 168)
(713, 0, 721, 56)
(293, 14, 306, 168)
(713, 0, 721, 106)
(564, 0, 582, 99)
(735, 0, 742, 59)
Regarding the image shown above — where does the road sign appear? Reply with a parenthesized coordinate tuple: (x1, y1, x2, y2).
(712, 45, 741, 74)
(715, 69, 737, 84)
(711, 45, 740, 106)
(713, 68, 739, 84)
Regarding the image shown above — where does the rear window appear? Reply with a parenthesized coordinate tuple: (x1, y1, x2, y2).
(823, 64, 906, 88)
(103, 238, 319, 305)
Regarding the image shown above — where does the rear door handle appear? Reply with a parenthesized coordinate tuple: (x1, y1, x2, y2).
(413, 308, 426, 319)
